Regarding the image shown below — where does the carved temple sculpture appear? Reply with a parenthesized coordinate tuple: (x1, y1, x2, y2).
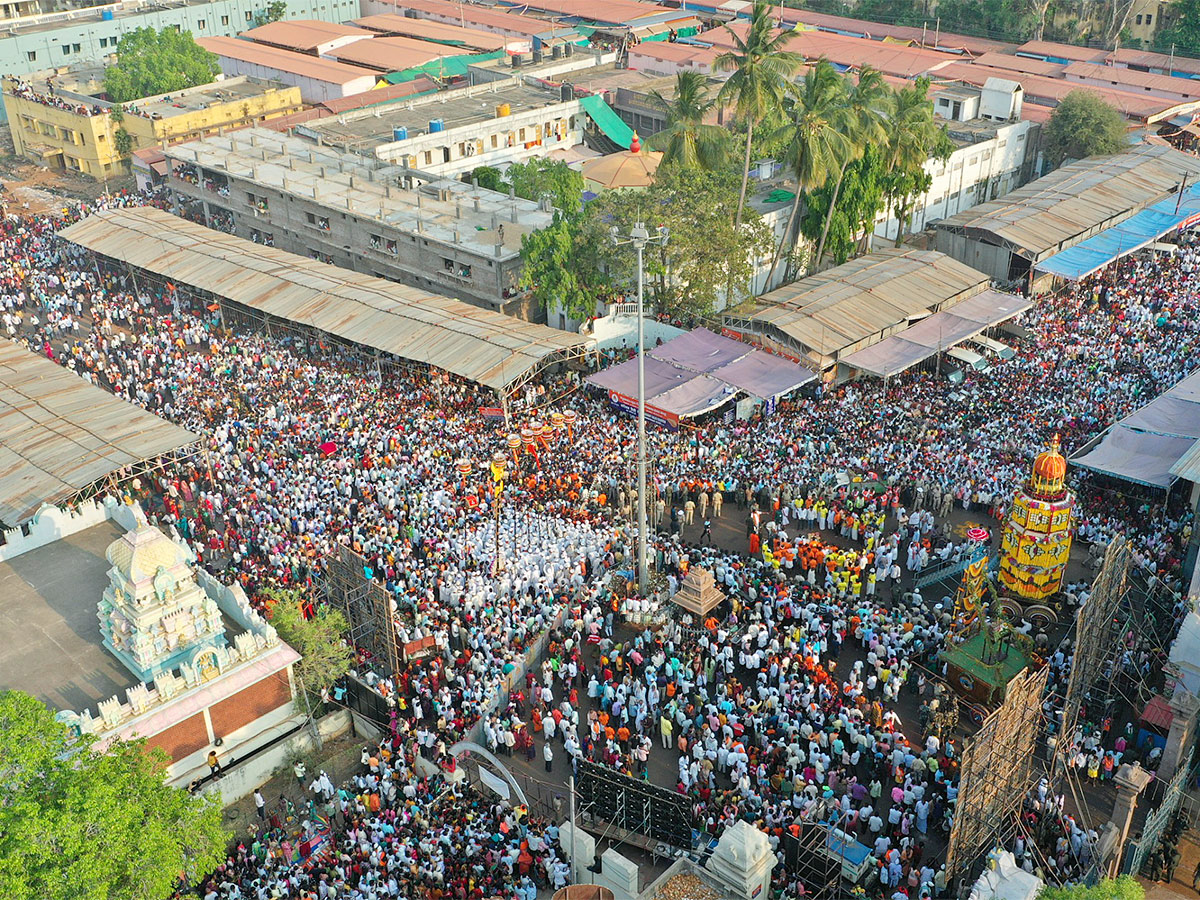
(98, 524, 227, 683)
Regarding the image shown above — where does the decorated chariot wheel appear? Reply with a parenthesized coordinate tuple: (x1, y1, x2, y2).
(964, 703, 988, 726)
(1025, 605, 1057, 629)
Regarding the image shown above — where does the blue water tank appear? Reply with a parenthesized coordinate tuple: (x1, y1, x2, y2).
(429, 118, 444, 133)
(101, 9, 114, 19)
(393, 126, 408, 141)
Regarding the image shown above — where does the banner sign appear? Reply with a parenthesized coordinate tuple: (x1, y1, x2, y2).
(607, 389, 680, 429)
(479, 407, 505, 419)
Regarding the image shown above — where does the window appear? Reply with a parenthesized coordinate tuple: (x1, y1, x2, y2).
(62, 45, 73, 56)
(73, 43, 81, 52)
(1146, 14, 1153, 24)
(968, 155, 978, 165)
(386, 238, 398, 254)
(26, 50, 35, 61)
(197, 18, 206, 29)
(245, 10, 253, 20)
(370, 233, 382, 249)
(221, 14, 229, 24)
(98, 133, 106, 142)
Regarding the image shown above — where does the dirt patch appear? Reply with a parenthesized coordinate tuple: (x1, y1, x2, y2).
(0, 123, 135, 214)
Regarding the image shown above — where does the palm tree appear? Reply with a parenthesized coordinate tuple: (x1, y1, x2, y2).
(812, 65, 891, 271)
(714, 0, 804, 226)
(645, 70, 733, 171)
(883, 78, 942, 246)
(765, 60, 850, 285)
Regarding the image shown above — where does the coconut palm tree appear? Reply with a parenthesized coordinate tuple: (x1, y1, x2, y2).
(811, 65, 892, 271)
(645, 70, 733, 171)
(765, 60, 850, 285)
(714, 0, 804, 226)
(884, 78, 945, 246)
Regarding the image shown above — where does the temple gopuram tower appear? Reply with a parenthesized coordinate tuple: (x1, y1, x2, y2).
(999, 435, 1075, 600)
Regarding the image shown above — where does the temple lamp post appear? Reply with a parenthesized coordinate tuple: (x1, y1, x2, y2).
(610, 221, 669, 596)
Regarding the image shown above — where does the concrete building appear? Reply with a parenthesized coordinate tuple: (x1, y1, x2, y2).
(198, 35, 381, 103)
(305, 78, 590, 178)
(873, 79, 1039, 243)
(162, 127, 555, 316)
(0, 0, 359, 121)
(2, 69, 301, 177)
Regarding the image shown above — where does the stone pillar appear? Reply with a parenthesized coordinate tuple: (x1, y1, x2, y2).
(1159, 690, 1200, 780)
(1106, 763, 1154, 878)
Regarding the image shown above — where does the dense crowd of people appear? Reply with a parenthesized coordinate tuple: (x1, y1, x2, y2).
(1, 189, 1196, 898)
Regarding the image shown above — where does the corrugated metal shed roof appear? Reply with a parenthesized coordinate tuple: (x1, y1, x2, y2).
(58, 208, 585, 393)
(0, 341, 198, 527)
(197, 36, 379, 85)
(1063, 60, 1200, 98)
(1169, 437, 1200, 483)
(739, 249, 988, 358)
(243, 19, 375, 51)
(934, 145, 1200, 259)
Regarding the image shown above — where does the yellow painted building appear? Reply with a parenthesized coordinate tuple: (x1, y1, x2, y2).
(998, 434, 1076, 600)
(3, 71, 302, 178)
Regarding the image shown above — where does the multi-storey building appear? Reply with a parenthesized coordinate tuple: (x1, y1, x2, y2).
(3, 69, 301, 177)
(0, 0, 358, 121)
(162, 127, 555, 318)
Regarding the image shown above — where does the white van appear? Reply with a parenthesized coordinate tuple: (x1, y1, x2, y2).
(970, 335, 1016, 361)
(946, 345, 991, 373)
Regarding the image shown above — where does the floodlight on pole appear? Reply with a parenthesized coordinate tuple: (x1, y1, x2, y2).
(610, 221, 669, 596)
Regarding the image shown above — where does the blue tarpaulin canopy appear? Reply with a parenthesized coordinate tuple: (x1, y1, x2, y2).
(1037, 183, 1200, 281)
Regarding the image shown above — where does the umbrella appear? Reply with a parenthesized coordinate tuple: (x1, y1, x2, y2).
(319, 441, 337, 456)
(967, 527, 989, 542)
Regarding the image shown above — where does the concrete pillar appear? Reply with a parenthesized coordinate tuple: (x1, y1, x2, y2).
(1160, 690, 1200, 779)
(1106, 762, 1154, 878)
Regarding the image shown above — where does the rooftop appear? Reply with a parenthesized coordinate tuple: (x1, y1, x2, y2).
(351, 14, 509, 51)
(164, 128, 554, 255)
(306, 79, 569, 152)
(242, 18, 374, 52)
(326, 34, 465, 72)
(0, 519, 139, 711)
(0, 340, 198, 528)
(60, 207, 587, 392)
(740, 248, 989, 359)
(935, 144, 1200, 258)
(1, 0, 216, 38)
(393, 0, 582, 40)
(197, 35, 379, 86)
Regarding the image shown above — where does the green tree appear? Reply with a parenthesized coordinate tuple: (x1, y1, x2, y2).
(252, 0, 288, 27)
(519, 213, 599, 321)
(112, 127, 133, 159)
(800, 143, 888, 266)
(1159, 0, 1200, 54)
(520, 167, 773, 320)
(881, 77, 951, 246)
(812, 64, 891, 271)
(1037, 876, 1144, 900)
(0, 690, 227, 900)
(715, 0, 804, 225)
(645, 70, 733, 171)
(471, 165, 509, 193)
(264, 588, 352, 699)
(104, 27, 221, 103)
(505, 157, 583, 212)
(1044, 90, 1128, 166)
(766, 60, 851, 282)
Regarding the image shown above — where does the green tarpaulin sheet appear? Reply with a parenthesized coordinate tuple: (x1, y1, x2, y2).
(579, 93, 634, 149)
(384, 51, 504, 84)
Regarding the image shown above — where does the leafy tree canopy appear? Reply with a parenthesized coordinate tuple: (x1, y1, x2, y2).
(520, 167, 773, 322)
(1158, 0, 1200, 56)
(0, 690, 227, 900)
(104, 27, 221, 103)
(1044, 90, 1128, 165)
(800, 142, 887, 267)
(470, 165, 508, 193)
(264, 588, 352, 698)
(505, 157, 584, 212)
(253, 0, 287, 27)
(1037, 876, 1144, 900)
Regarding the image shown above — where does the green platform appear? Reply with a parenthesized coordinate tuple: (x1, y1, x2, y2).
(941, 631, 1032, 695)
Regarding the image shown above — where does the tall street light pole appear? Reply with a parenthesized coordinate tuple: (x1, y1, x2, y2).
(611, 221, 668, 596)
